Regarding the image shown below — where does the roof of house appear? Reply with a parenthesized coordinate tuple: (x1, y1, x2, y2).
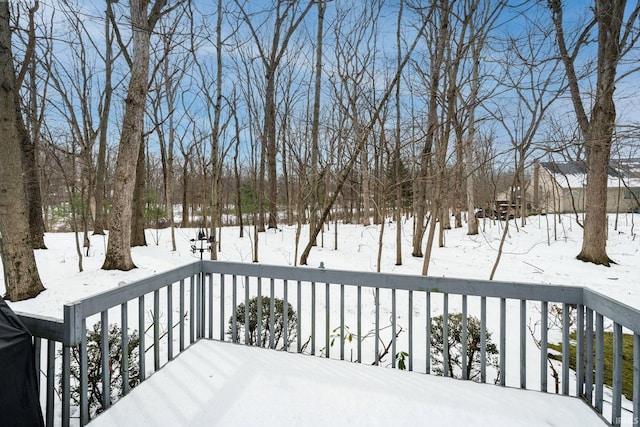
(539, 159, 640, 189)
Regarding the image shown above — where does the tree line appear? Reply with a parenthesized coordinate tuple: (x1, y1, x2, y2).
(1, 0, 639, 301)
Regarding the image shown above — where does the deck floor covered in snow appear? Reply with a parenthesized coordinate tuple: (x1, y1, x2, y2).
(88, 339, 605, 427)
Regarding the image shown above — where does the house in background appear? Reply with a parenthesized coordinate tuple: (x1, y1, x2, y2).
(536, 159, 640, 214)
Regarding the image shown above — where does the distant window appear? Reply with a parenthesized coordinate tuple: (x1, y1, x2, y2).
(624, 189, 640, 200)
(565, 190, 580, 198)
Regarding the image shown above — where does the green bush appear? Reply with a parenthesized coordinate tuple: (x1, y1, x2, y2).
(228, 296, 297, 349)
(430, 313, 500, 382)
(60, 322, 140, 419)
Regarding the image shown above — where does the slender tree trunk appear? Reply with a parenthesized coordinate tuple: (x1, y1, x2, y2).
(131, 138, 147, 247)
(0, 2, 45, 300)
(94, 7, 114, 235)
(309, 0, 324, 247)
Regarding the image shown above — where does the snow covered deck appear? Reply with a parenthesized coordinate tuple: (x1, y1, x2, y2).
(88, 339, 604, 427)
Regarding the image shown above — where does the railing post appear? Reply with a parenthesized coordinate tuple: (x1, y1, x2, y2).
(576, 304, 584, 398)
(585, 308, 593, 402)
(62, 302, 82, 427)
(612, 323, 623, 426)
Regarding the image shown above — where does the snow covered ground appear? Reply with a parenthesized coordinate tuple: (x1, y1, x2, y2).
(3, 213, 638, 426)
(6, 213, 640, 317)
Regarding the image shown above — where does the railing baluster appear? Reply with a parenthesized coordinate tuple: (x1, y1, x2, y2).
(46, 341, 55, 427)
(138, 296, 146, 382)
(79, 321, 87, 425)
(311, 281, 316, 356)
(612, 323, 623, 426)
(634, 333, 640, 425)
(167, 284, 173, 361)
(62, 345, 70, 427)
(585, 308, 594, 402)
(499, 297, 506, 386)
(375, 287, 380, 366)
(443, 293, 449, 377)
(357, 285, 362, 363)
(462, 295, 468, 381)
(208, 273, 214, 339)
(409, 290, 413, 372)
(595, 313, 604, 412)
(520, 299, 526, 389)
(179, 279, 185, 351)
(121, 302, 129, 396)
(541, 301, 548, 392)
(190, 276, 195, 344)
(392, 288, 397, 369)
(232, 275, 237, 343)
(481, 296, 487, 383)
(325, 282, 330, 358)
(340, 284, 345, 361)
(576, 304, 584, 397)
(33, 338, 41, 392)
(220, 275, 225, 341)
(562, 303, 570, 395)
(270, 278, 276, 349)
(283, 280, 289, 350)
(256, 277, 263, 347)
(197, 272, 204, 338)
(426, 291, 431, 374)
(101, 310, 110, 411)
(244, 276, 250, 345)
(297, 280, 302, 353)
(154, 290, 160, 371)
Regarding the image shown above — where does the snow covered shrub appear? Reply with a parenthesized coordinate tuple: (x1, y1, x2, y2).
(59, 322, 140, 419)
(430, 313, 500, 383)
(228, 296, 297, 349)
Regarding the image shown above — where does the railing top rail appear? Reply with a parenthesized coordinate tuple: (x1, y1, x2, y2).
(19, 260, 640, 345)
(16, 311, 66, 342)
(201, 260, 584, 303)
(66, 262, 202, 320)
(583, 287, 640, 332)
(202, 260, 640, 332)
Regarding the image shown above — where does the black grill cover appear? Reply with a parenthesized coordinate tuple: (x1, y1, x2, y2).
(0, 298, 44, 427)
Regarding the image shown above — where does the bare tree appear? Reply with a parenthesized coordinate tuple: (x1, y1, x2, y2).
(103, 0, 179, 271)
(549, 0, 640, 266)
(0, 1, 45, 301)
(234, 0, 314, 230)
(300, 3, 428, 265)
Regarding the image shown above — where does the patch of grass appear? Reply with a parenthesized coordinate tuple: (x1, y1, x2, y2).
(549, 331, 634, 400)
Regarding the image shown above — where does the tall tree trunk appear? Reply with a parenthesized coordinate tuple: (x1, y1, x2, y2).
(0, 2, 45, 301)
(394, 0, 403, 266)
(17, 101, 46, 249)
(309, 0, 324, 247)
(103, 0, 166, 270)
(131, 138, 147, 247)
(16, 4, 46, 250)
